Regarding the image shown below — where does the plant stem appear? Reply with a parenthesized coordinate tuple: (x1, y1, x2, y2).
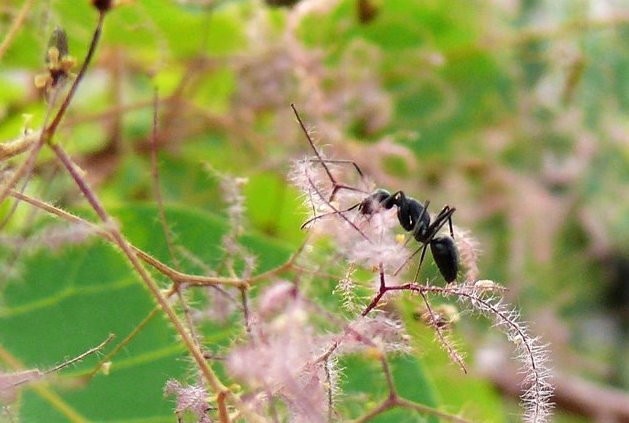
(50, 143, 266, 423)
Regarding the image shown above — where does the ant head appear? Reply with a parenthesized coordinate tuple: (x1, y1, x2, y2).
(357, 189, 395, 215)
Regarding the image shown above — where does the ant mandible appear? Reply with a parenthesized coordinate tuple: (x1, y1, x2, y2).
(290, 104, 459, 284)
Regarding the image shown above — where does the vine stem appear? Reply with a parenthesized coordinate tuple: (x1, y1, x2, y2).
(45, 12, 104, 136)
(50, 143, 266, 423)
(10, 188, 304, 290)
(0, 9, 105, 208)
(24, 8, 265, 422)
(0, 0, 35, 60)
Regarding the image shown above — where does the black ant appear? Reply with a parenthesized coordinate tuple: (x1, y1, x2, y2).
(357, 189, 458, 283)
(290, 104, 459, 284)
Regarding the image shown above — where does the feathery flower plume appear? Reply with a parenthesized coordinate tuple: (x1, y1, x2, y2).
(226, 283, 333, 423)
(448, 283, 554, 423)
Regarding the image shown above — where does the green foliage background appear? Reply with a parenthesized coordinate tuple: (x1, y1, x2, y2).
(1, 0, 629, 422)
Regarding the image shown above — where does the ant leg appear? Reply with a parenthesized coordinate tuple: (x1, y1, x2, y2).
(446, 207, 455, 238)
(299, 202, 360, 229)
(292, 106, 369, 234)
(392, 242, 430, 282)
(412, 244, 430, 283)
(425, 205, 456, 244)
(430, 205, 456, 238)
(393, 243, 423, 276)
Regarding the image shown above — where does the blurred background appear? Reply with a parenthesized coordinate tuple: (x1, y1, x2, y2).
(2, 0, 629, 422)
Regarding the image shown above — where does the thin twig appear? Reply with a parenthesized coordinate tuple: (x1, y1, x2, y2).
(0, 0, 35, 62)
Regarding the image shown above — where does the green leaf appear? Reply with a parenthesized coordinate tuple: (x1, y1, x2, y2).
(340, 354, 439, 423)
(401, 302, 507, 423)
(0, 204, 292, 422)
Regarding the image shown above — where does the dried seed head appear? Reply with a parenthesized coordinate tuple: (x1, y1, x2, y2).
(34, 27, 77, 101)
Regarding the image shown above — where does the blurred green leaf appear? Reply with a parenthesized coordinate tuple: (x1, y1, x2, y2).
(341, 354, 439, 423)
(0, 204, 292, 422)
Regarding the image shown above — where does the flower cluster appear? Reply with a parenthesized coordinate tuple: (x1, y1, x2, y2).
(226, 284, 331, 422)
(287, 131, 554, 423)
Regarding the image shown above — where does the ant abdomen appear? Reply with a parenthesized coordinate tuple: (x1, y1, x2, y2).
(430, 236, 458, 283)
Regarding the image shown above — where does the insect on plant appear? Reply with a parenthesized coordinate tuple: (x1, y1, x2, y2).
(291, 104, 459, 284)
(358, 189, 458, 283)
